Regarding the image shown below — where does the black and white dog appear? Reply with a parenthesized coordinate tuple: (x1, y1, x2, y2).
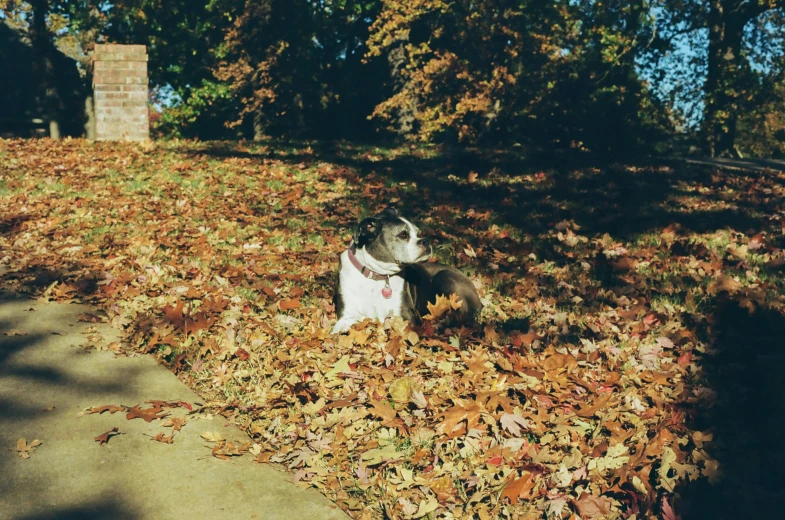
(332, 208, 482, 333)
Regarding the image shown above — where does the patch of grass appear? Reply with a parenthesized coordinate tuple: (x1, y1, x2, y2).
(237, 287, 259, 301)
(266, 179, 286, 191)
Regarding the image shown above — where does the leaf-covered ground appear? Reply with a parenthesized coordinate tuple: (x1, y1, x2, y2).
(2, 139, 785, 520)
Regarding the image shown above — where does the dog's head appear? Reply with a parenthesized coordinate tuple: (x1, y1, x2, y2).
(353, 208, 431, 265)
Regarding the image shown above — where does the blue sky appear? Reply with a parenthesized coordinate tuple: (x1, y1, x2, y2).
(637, 6, 785, 130)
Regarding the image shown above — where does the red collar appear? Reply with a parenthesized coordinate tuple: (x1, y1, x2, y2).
(347, 243, 390, 281)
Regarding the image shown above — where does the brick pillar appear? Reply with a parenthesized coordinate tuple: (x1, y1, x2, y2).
(92, 44, 149, 141)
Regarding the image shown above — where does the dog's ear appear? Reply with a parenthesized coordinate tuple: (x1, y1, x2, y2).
(353, 217, 381, 246)
(378, 207, 399, 218)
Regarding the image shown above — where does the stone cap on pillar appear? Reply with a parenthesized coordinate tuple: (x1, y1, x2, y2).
(92, 44, 149, 62)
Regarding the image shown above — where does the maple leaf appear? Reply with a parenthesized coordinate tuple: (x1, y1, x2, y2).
(125, 405, 170, 423)
(661, 496, 682, 520)
(462, 348, 491, 375)
(369, 400, 397, 423)
(500, 413, 530, 437)
(162, 300, 215, 333)
(573, 494, 614, 519)
(423, 293, 463, 320)
(94, 427, 120, 446)
(16, 438, 42, 459)
(354, 463, 371, 485)
(501, 472, 535, 505)
(438, 402, 484, 435)
(211, 363, 232, 386)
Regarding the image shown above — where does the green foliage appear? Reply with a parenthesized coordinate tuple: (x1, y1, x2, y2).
(2, 0, 784, 154)
(737, 77, 785, 157)
(151, 80, 237, 139)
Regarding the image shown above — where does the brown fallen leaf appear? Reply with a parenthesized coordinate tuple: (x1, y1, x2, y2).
(212, 440, 251, 460)
(94, 427, 120, 446)
(541, 352, 577, 372)
(150, 432, 175, 444)
(573, 493, 614, 519)
(85, 404, 127, 415)
(146, 400, 192, 411)
(125, 404, 170, 422)
(77, 312, 104, 323)
(161, 417, 187, 431)
(501, 471, 535, 505)
(278, 298, 301, 311)
(423, 293, 463, 320)
(369, 399, 397, 422)
(16, 438, 42, 459)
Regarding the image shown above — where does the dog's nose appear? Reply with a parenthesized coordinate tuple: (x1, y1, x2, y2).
(418, 237, 430, 247)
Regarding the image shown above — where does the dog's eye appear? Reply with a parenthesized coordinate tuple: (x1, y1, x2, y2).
(397, 231, 409, 240)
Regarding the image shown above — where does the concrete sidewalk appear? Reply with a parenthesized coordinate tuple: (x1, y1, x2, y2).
(0, 293, 348, 520)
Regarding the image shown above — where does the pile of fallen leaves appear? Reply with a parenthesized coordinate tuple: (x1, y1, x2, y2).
(2, 139, 785, 519)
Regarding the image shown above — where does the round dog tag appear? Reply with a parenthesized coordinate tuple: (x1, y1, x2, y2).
(382, 284, 392, 299)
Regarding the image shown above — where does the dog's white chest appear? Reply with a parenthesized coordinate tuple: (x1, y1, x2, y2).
(332, 251, 406, 333)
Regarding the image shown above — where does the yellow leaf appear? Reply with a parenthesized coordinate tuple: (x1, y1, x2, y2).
(361, 444, 402, 466)
(411, 496, 439, 519)
(200, 431, 226, 443)
(325, 356, 352, 380)
(389, 377, 421, 403)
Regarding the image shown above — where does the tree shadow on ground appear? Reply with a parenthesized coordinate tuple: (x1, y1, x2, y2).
(187, 141, 778, 241)
(0, 291, 133, 399)
(680, 298, 785, 520)
(15, 497, 138, 520)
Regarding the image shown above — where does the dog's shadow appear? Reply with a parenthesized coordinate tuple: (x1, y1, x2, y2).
(680, 299, 785, 519)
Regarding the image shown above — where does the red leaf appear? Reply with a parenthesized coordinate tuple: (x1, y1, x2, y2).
(677, 351, 692, 367)
(661, 496, 681, 520)
(487, 455, 504, 466)
(643, 314, 659, 327)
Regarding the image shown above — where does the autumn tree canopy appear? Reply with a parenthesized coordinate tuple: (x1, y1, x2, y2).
(1, 0, 784, 155)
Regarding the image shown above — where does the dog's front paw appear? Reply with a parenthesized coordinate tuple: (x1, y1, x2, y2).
(331, 319, 354, 334)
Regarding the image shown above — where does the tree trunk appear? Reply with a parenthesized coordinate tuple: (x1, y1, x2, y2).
(253, 110, 265, 141)
(29, 0, 62, 139)
(701, 1, 777, 156)
(387, 38, 417, 136)
(702, 1, 746, 156)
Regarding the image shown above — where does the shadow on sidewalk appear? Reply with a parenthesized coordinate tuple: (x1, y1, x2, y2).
(17, 496, 138, 520)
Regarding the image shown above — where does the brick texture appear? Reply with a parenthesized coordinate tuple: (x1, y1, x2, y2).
(92, 44, 149, 141)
